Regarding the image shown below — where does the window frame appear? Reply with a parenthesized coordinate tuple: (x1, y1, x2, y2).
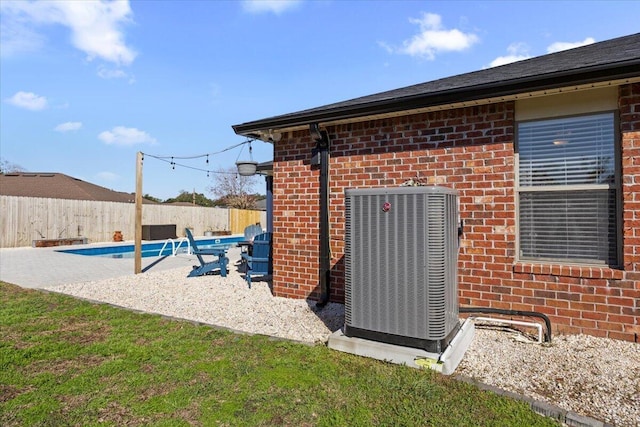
(514, 110, 622, 267)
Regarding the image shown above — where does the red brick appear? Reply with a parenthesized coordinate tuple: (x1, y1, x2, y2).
(572, 318, 597, 328)
(596, 321, 624, 332)
(582, 311, 607, 321)
(608, 331, 636, 341)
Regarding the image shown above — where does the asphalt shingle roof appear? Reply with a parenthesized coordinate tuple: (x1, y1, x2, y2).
(0, 172, 155, 204)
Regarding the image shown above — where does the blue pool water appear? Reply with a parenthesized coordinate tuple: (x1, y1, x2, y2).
(57, 236, 243, 258)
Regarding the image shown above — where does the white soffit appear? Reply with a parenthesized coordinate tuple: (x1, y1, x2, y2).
(515, 86, 618, 121)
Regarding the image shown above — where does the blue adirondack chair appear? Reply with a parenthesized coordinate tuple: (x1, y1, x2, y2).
(241, 232, 272, 287)
(185, 228, 229, 278)
(237, 223, 264, 256)
(243, 224, 263, 242)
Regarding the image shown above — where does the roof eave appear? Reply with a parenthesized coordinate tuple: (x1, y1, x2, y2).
(232, 61, 640, 137)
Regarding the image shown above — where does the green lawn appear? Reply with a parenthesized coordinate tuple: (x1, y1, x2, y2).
(0, 282, 558, 426)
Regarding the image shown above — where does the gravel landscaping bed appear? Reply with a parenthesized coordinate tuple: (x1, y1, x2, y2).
(44, 249, 639, 426)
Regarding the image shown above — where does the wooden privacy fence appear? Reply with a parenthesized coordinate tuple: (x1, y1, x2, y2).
(229, 208, 262, 235)
(0, 196, 266, 248)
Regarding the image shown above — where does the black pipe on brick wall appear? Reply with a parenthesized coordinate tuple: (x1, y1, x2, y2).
(310, 123, 331, 308)
(459, 306, 553, 343)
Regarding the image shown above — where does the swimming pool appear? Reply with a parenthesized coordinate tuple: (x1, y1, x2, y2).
(57, 236, 243, 259)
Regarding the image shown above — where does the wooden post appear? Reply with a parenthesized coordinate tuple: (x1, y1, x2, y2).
(134, 152, 143, 274)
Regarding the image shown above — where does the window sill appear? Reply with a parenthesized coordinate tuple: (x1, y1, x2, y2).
(513, 262, 624, 280)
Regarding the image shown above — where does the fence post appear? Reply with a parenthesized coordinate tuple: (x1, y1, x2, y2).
(134, 152, 143, 274)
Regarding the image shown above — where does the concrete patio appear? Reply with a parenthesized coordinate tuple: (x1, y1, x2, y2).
(0, 241, 219, 289)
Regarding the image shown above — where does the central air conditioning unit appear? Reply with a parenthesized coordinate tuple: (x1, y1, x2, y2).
(344, 186, 460, 353)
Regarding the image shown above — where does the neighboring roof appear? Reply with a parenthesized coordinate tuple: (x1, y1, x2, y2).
(165, 201, 199, 207)
(256, 160, 273, 176)
(233, 33, 640, 137)
(0, 172, 156, 204)
(254, 198, 267, 211)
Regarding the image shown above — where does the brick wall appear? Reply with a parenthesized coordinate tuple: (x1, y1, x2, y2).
(272, 83, 640, 342)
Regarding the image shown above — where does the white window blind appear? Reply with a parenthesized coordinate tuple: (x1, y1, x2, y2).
(517, 113, 618, 265)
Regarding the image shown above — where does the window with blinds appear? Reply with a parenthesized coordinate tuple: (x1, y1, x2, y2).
(516, 112, 619, 265)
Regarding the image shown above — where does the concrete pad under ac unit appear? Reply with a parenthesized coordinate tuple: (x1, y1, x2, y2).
(328, 318, 475, 375)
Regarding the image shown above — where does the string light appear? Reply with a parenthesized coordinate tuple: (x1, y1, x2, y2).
(141, 138, 256, 177)
(150, 139, 252, 160)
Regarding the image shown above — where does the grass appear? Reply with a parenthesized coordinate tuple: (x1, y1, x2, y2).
(0, 282, 559, 426)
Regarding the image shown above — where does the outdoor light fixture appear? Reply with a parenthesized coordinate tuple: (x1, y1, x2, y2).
(236, 160, 258, 176)
(236, 140, 258, 176)
(267, 130, 282, 142)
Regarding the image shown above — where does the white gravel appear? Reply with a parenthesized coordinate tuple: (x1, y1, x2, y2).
(457, 327, 639, 426)
(44, 249, 639, 426)
(44, 249, 345, 344)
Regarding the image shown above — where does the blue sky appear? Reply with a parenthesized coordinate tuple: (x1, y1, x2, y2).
(1, 0, 638, 200)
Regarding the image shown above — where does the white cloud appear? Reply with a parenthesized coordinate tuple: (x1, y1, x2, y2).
(97, 65, 135, 83)
(54, 121, 82, 132)
(0, 0, 136, 65)
(384, 12, 479, 59)
(97, 66, 127, 79)
(98, 126, 157, 146)
(547, 37, 595, 54)
(6, 91, 48, 110)
(0, 9, 45, 57)
(488, 42, 532, 67)
(241, 0, 301, 14)
(95, 171, 119, 181)
(486, 37, 596, 68)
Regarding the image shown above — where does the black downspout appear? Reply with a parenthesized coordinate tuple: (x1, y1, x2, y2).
(310, 123, 331, 308)
(265, 175, 273, 233)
